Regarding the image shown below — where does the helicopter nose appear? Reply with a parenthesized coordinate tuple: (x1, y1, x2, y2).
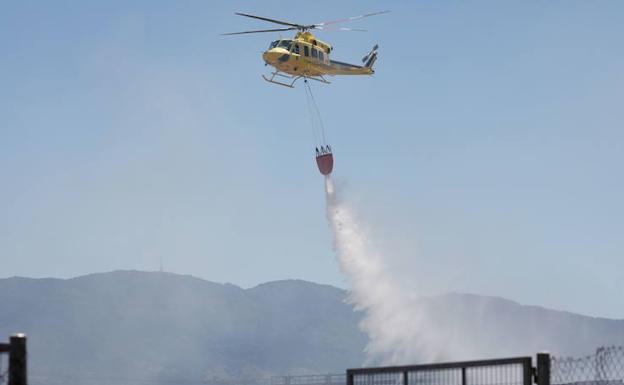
(262, 50, 280, 64)
(262, 48, 288, 65)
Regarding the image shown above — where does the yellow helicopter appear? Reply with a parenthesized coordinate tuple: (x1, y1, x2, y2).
(222, 11, 388, 88)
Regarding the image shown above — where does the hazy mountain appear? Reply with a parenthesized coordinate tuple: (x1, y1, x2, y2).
(0, 271, 366, 385)
(416, 292, 624, 361)
(0, 271, 622, 385)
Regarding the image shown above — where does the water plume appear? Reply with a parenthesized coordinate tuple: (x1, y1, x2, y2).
(324, 176, 451, 365)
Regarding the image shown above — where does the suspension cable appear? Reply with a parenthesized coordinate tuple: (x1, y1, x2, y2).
(303, 80, 320, 147)
(304, 79, 328, 146)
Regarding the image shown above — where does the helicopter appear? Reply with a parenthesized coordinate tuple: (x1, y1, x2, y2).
(222, 11, 388, 88)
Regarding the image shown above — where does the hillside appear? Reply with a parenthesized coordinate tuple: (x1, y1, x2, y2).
(0, 271, 622, 385)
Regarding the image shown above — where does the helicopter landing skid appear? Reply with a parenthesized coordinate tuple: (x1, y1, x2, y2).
(262, 72, 331, 88)
(262, 71, 302, 88)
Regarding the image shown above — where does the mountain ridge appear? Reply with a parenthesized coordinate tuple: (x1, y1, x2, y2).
(0, 270, 622, 385)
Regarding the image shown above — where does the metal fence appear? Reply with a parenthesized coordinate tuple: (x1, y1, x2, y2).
(267, 348, 624, 385)
(551, 347, 624, 385)
(347, 357, 534, 385)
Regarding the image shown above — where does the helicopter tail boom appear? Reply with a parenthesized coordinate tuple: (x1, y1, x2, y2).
(322, 44, 379, 76)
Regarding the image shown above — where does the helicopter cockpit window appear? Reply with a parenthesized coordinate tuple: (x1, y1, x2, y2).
(277, 40, 293, 50)
(269, 41, 279, 49)
(293, 44, 300, 54)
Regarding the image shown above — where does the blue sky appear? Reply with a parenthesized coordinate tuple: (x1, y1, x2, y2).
(1, 0, 623, 318)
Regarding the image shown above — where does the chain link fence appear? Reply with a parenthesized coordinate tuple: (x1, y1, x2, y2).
(551, 346, 624, 385)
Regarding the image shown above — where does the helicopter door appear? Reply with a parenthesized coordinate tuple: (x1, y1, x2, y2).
(303, 45, 309, 57)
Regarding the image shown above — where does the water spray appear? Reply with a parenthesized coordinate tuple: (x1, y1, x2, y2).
(324, 176, 454, 365)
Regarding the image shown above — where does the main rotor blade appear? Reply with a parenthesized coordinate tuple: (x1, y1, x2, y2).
(221, 27, 297, 36)
(315, 10, 390, 27)
(315, 26, 368, 32)
(234, 12, 302, 28)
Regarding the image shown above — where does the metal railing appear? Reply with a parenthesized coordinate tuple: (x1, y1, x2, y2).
(266, 348, 624, 385)
(264, 346, 624, 385)
(347, 357, 534, 385)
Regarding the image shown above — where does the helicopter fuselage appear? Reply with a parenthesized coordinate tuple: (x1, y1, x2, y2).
(262, 32, 376, 78)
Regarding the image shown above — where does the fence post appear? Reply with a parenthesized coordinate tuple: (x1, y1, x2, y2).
(346, 370, 354, 385)
(536, 353, 550, 385)
(8, 333, 27, 385)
